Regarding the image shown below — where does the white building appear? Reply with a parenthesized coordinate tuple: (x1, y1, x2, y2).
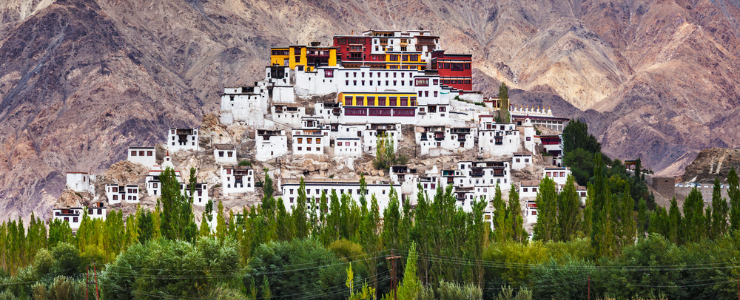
(539, 135, 563, 166)
(220, 86, 267, 126)
(127, 147, 157, 168)
(544, 167, 572, 186)
(335, 138, 363, 157)
(519, 180, 540, 199)
(87, 202, 107, 221)
(389, 165, 441, 206)
(105, 184, 139, 204)
(145, 169, 182, 197)
(266, 65, 290, 85)
(521, 118, 537, 154)
(477, 119, 521, 157)
(272, 86, 296, 103)
(182, 183, 209, 206)
(214, 144, 238, 165)
(362, 123, 401, 155)
(292, 117, 331, 156)
(255, 129, 288, 161)
(416, 120, 477, 156)
(221, 166, 256, 195)
(525, 200, 538, 224)
(441, 160, 513, 203)
(512, 152, 534, 170)
(279, 180, 395, 215)
(65, 172, 95, 194)
(167, 128, 199, 152)
(510, 105, 569, 132)
(271, 104, 306, 128)
(52, 207, 84, 231)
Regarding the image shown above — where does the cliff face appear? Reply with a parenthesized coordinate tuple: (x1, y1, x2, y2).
(1, 0, 739, 221)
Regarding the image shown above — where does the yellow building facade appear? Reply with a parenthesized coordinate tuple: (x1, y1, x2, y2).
(270, 46, 337, 72)
(339, 92, 417, 106)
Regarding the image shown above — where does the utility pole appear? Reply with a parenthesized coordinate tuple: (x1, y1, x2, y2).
(85, 266, 89, 300)
(387, 249, 401, 300)
(94, 262, 100, 300)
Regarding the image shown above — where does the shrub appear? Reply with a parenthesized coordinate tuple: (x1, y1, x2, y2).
(238, 160, 251, 167)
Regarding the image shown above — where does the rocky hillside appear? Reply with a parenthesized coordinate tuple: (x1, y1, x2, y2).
(1, 0, 740, 221)
(681, 148, 740, 184)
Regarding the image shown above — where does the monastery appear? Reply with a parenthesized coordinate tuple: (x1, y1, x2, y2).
(53, 29, 577, 234)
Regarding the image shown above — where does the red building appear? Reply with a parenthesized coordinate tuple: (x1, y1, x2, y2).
(431, 50, 472, 91)
(333, 36, 376, 68)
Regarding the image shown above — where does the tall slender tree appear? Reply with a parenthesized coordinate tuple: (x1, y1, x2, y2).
(534, 177, 558, 242)
(667, 197, 681, 244)
(505, 184, 527, 243)
(681, 188, 705, 243)
(711, 178, 729, 238)
(492, 183, 507, 243)
(558, 175, 582, 242)
(293, 178, 309, 239)
(729, 167, 740, 231)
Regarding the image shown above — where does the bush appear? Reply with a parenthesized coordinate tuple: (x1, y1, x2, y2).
(239, 160, 251, 167)
(244, 239, 350, 300)
(51, 243, 81, 278)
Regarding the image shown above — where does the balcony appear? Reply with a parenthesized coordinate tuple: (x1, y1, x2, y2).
(420, 135, 428, 141)
(457, 137, 467, 142)
(434, 136, 445, 141)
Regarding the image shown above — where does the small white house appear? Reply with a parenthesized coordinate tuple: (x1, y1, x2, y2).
(105, 184, 139, 204)
(292, 117, 331, 156)
(181, 183, 209, 206)
(519, 180, 540, 199)
(544, 167, 572, 186)
(167, 128, 199, 152)
(512, 152, 533, 170)
(362, 123, 401, 155)
(52, 207, 84, 231)
(477, 120, 521, 157)
(213, 144, 237, 165)
(256, 129, 288, 161)
(221, 166, 256, 195)
(220, 86, 267, 126)
(271, 104, 306, 128)
(127, 146, 156, 168)
(335, 138, 362, 157)
(65, 172, 95, 194)
(87, 202, 107, 221)
(524, 200, 538, 224)
(416, 119, 477, 156)
(521, 118, 537, 154)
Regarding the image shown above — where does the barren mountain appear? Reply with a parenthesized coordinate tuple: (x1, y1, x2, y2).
(1, 0, 739, 221)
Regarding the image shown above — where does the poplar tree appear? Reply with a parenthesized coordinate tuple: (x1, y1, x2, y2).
(729, 167, 740, 231)
(533, 177, 558, 242)
(558, 175, 581, 242)
(216, 200, 227, 239)
(498, 82, 510, 123)
(276, 198, 294, 241)
(160, 167, 183, 240)
(293, 178, 309, 239)
(667, 197, 681, 244)
(617, 184, 636, 249)
(682, 188, 705, 243)
(711, 178, 729, 238)
(382, 187, 403, 252)
(637, 198, 648, 238)
(505, 184, 527, 243)
(492, 183, 507, 243)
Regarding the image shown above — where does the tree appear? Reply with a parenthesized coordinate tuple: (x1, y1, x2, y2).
(492, 184, 507, 243)
(275, 198, 294, 241)
(562, 148, 595, 186)
(730, 167, 740, 231)
(137, 209, 154, 244)
(216, 200, 227, 239)
(244, 239, 349, 300)
(396, 242, 422, 300)
(505, 185, 527, 243)
(558, 175, 582, 242)
(591, 153, 616, 257)
(711, 178, 729, 238)
(667, 197, 681, 244)
(533, 177, 558, 242)
(681, 188, 705, 243)
(160, 167, 188, 241)
(498, 82, 509, 123)
(637, 198, 648, 238)
(561, 119, 601, 154)
(293, 178, 309, 239)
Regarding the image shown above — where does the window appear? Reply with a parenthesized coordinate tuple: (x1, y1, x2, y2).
(375, 96, 384, 106)
(290, 189, 294, 194)
(525, 158, 530, 163)
(139, 151, 145, 156)
(516, 158, 520, 163)
(434, 91, 438, 97)
(439, 106, 446, 112)
(131, 151, 137, 156)
(353, 80, 357, 86)
(425, 91, 429, 97)
(415, 78, 429, 86)
(561, 172, 565, 177)
(390, 97, 398, 106)
(393, 80, 397, 86)
(297, 147, 302, 150)
(298, 138, 303, 143)
(290, 197, 294, 203)
(532, 211, 537, 216)
(433, 79, 438, 85)
(307, 138, 313, 144)
(307, 147, 312, 151)
(325, 69, 334, 78)
(546, 172, 551, 177)
(317, 138, 321, 143)
(219, 151, 224, 157)
(345, 80, 349, 85)
(523, 188, 529, 192)
(73, 217, 78, 223)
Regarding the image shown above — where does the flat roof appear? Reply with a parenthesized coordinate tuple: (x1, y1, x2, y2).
(128, 146, 155, 149)
(214, 144, 235, 150)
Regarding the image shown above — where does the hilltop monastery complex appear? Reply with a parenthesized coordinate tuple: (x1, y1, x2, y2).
(55, 29, 577, 233)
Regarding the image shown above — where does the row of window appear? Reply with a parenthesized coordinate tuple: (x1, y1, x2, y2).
(441, 79, 471, 85)
(130, 151, 153, 156)
(545, 172, 567, 177)
(337, 142, 359, 146)
(296, 138, 322, 144)
(437, 62, 471, 70)
(514, 158, 531, 163)
(345, 71, 414, 78)
(296, 147, 322, 152)
(217, 151, 234, 157)
(345, 79, 414, 87)
(343, 96, 415, 106)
